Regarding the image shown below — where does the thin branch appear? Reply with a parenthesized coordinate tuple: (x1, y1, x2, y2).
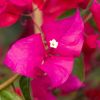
(32, 4, 43, 33)
(0, 74, 20, 90)
(81, 0, 94, 16)
(31, 4, 47, 48)
(84, 13, 92, 23)
(31, 17, 43, 34)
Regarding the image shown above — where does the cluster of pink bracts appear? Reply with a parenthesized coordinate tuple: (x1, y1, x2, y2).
(0, 0, 100, 100)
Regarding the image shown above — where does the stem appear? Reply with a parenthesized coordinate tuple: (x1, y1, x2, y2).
(32, 4, 43, 33)
(81, 0, 94, 16)
(83, 13, 92, 37)
(0, 74, 20, 90)
(32, 4, 47, 47)
(84, 13, 92, 23)
(32, 18, 43, 34)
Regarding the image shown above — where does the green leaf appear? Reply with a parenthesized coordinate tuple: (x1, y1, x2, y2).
(73, 56, 85, 81)
(0, 90, 21, 100)
(19, 76, 31, 100)
(59, 9, 75, 19)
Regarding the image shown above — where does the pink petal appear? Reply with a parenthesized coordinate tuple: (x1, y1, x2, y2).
(4, 34, 45, 78)
(83, 23, 99, 73)
(31, 76, 56, 100)
(42, 0, 83, 21)
(33, 0, 44, 9)
(84, 22, 95, 35)
(90, 0, 100, 31)
(0, 0, 7, 14)
(83, 23, 100, 49)
(40, 56, 74, 87)
(42, 10, 84, 57)
(0, 3, 21, 27)
(15, 88, 22, 96)
(0, 13, 20, 27)
(79, 0, 90, 9)
(82, 36, 98, 74)
(86, 34, 99, 49)
(59, 75, 83, 94)
(9, 0, 32, 6)
(97, 40, 100, 48)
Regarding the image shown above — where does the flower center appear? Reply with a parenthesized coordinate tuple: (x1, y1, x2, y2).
(49, 39, 58, 48)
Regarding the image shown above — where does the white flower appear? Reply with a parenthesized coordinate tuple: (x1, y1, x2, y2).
(49, 39, 58, 48)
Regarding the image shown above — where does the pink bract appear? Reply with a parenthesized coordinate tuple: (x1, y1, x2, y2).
(42, 10, 84, 57)
(97, 40, 100, 48)
(0, 0, 7, 14)
(4, 34, 45, 78)
(4, 10, 84, 88)
(90, 0, 100, 31)
(84, 22, 95, 35)
(9, 0, 32, 6)
(0, 13, 19, 27)
(59, 75, 83, 94)
(33, 0, 44, 9)
(83, 22, 99, 74)
(40, 56, 74, 87)
(86, 35, 99, 49)
(31, 76, 56, 100)
(42, 0, 83, 20)
(0, 2, 21, 27)
(31, 75, 83, 100)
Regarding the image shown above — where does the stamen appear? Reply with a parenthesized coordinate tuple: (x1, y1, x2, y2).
(49, 39, 58, 48)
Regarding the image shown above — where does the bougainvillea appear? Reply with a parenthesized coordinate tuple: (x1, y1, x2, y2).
(82, 22, 99, 74)
(90, 0, 100, 31)
(4, 10, 84, 88)
(0, 1, 21, 27)
(0, 0, 100, 100)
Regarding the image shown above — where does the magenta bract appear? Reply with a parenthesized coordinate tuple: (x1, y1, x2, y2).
(0, 0, 7, 14)
(31, 75, 82, 100)
(40, 56, 74, 87)
(90, 0, 100, 31)
(4, 10, 84, 87)
(4, 34, 45, 78)
(59, 75, 83, 94)
(31, 76, 56, 100)
(0, 2, 21, 27)
(42, 10, 84, 57)
(97, 40, 100, 48)
(9, 0, 32, 6)
(43, 0, 84, 20)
